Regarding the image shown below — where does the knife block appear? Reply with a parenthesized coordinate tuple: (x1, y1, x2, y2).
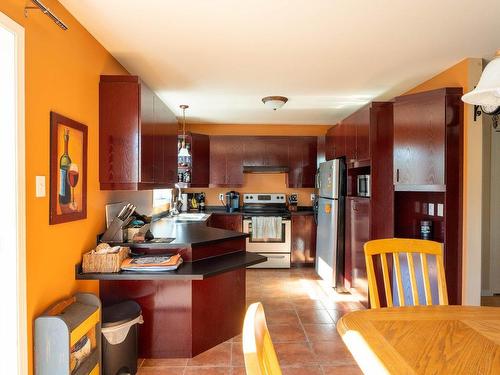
(100, 217, 127, 242)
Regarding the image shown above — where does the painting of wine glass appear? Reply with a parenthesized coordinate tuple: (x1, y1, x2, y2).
(50, 112, 87, 224)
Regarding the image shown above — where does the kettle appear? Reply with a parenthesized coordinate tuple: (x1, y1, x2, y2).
(225, 191, 240, 213)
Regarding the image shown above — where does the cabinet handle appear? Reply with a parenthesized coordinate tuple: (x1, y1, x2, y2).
(396, 169, 400, 183)
(266, 255, 286, 259)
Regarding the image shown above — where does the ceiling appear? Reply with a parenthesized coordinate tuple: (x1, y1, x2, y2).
(60, 0, 500, 125)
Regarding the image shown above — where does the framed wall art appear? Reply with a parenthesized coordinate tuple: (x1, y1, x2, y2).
(49, 112, 87, 224)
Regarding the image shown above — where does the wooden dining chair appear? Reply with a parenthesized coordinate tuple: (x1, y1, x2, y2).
(364, 238, 448, 308)
(242, 302, 282, 375)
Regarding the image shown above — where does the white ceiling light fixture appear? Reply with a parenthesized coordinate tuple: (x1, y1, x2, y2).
(178, 104, 190, 157)
(262, 96, 288, 111)
(462, 50, 500, 129)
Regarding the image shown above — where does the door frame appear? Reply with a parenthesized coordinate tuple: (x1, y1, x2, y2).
(0, 10, 27, 375)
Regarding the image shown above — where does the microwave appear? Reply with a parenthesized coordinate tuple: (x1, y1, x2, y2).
(357, 175, 371, 197)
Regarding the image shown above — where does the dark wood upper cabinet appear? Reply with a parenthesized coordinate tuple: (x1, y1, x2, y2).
(189, 133, 210, 187)
(287, 137, 317, 188)
(99, 75, 178, 190)
(393, 88, 462, 191)
(291, 214, 317, 265)
(210, 136, 317, 188)
(209, 136, 244, 187)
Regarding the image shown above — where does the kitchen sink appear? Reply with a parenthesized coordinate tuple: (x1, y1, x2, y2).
(175, 213, 210, 222)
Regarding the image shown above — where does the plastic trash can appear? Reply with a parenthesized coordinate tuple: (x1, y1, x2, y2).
(102, 301, 143, 375)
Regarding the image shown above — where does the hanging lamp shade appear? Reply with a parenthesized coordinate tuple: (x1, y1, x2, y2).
(462, 50, 500, 106)
(179, 104, 190, 157)
(178, 147, 190, 157)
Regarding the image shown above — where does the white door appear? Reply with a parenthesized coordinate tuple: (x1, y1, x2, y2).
(0, 11, 26, 375)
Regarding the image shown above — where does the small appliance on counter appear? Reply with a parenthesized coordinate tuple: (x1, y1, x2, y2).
(288, 193, 298, 212)
(224, 191, 240, 212)
(357, 174, 371, 197)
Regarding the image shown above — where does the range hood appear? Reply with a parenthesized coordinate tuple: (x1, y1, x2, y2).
(243, 166, 289, 174)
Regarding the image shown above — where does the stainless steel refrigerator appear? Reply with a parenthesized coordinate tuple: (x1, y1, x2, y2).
(314, 158, 346, 291)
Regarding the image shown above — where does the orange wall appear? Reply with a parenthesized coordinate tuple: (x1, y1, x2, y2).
(186, 173, 316, 207)
(0, 1, 128, 373)
(185, 124, 328, 206)
(405, 58, 470, 95)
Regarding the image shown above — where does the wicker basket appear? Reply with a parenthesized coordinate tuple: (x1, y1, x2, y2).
(82, 247, 129, 273)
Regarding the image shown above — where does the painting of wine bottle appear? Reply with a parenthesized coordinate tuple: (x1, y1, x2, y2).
(50, 112, 87, 224)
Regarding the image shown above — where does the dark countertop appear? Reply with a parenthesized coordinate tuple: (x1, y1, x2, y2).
(203, 206, 314, 216)
(76, 252, 266, 281)
(105, 218, 248, 249)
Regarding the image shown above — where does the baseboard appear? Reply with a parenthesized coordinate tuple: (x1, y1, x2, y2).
(481, 289, 494, 297)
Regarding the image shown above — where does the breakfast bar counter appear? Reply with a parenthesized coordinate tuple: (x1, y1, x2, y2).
(76, 220, 265, 358)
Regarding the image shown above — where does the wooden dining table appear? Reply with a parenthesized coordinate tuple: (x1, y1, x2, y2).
(337, 305, 500, 374)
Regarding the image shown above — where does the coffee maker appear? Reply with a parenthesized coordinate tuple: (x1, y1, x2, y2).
(225, 191, 240, 212)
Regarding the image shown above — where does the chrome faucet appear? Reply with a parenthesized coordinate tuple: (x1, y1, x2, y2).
(170, 183, 183, 216)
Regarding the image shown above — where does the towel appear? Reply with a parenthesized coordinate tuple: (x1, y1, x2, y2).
(251, 216, 282, 241)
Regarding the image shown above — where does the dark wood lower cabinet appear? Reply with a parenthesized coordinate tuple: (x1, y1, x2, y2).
(100, 268, 245, 358)
(291, 214, 316, 266)
(346, 197, 371, 307)
(207, 213, 243, 232)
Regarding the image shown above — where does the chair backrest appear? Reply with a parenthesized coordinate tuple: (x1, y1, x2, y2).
(242, 302, 282, 375)
(364, 238, 448, 308)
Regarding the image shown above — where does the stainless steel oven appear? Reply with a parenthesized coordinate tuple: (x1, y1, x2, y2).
(242, 193, 291, 268)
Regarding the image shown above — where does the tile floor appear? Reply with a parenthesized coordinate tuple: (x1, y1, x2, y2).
(138, 268, 364, 374)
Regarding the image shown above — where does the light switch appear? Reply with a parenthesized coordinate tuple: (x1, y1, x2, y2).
(428, 203, 435, 216)
(437, 203, 444, 217)
(36, 176, 46, 197)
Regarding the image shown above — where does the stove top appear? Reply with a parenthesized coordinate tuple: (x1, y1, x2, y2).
(242, 193, 290, 218)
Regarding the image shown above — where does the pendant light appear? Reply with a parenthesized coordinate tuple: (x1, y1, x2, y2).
(178, 104, 190, 157)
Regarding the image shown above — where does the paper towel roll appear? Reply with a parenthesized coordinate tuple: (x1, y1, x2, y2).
(181, 193, 188, 212)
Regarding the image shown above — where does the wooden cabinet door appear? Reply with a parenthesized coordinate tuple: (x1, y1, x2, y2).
(226, 138, 244, 186)
(264, 137, 289, 166)
(207, 213, 227, 229)
(99, 77, 140, 188)
(225, 215, 243, 232)
(291, 214, 317, 265)
(344, 121, 356, 163)
(244, 137, 266, 167)
(394, 93, 445, 188)
(209, 136, 227, 186)
(140, 83, 155, 184)
(325, 128, 335, 161)
(301, 137, 317, 188)
(154, 94, 178, 186)
(190, 133, 210, 187)
(287, 137, 317, 188)
(333, 123, 346, 158)
(355, 107, 370, 161)
(348, 197, 371, 306)
(287, 138, 303, 188)
(207, 214, 242, 232)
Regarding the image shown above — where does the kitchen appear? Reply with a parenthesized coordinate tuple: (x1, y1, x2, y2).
(3, 1, 500, 374)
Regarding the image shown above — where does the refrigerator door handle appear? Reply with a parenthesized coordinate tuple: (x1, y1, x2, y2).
(313, 198, 318, 224)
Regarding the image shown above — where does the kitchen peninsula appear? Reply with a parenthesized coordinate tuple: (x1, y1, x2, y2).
(76, 218, 265, 358)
